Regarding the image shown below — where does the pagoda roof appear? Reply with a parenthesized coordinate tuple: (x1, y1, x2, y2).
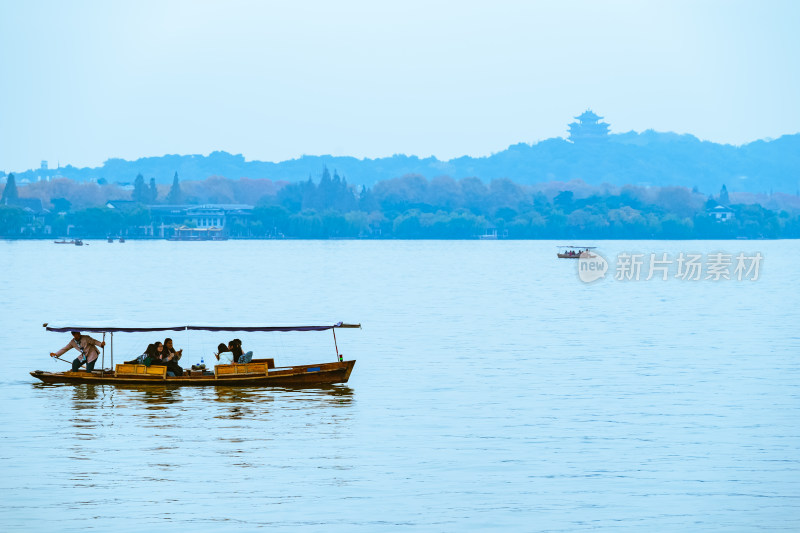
(575, 109, 603, 121)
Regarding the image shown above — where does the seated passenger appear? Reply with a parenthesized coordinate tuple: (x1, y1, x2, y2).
(124, 343, 156, 365)
(229, 338, 253, 364)
(163, 337, 184, 376)
(148, 342, 166, 365)
(215, 342, 233, 364)
(163, 338, 182, 360)
(148, 341, 183, 376)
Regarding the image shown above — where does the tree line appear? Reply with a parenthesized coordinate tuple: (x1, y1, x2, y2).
(1, 170, 799, 238)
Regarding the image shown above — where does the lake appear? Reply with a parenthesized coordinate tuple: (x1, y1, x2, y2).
(0, 239, 798, 531)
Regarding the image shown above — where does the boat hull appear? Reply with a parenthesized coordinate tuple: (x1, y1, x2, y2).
(557, 253, 596, 259)
(30, 360, 355, 387)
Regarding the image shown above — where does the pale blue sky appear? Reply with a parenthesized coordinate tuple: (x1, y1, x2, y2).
(1, 0, 798, 172)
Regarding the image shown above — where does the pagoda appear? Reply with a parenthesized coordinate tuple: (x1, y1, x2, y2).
(568, 109, 610, 142)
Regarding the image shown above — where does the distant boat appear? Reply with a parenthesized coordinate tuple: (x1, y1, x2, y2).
(119, 237, 125, 243)
(107, 237, 114, 243)
(557, 246, 596, 259)
(54, 239, 84, 246)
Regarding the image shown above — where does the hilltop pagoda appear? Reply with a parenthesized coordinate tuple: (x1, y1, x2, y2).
(568, 109, 610, 142)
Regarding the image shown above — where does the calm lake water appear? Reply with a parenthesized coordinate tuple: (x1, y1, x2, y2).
(0, 239, 798, 532)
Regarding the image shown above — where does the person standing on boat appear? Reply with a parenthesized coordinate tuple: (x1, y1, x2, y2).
(50, 331, 106, 372)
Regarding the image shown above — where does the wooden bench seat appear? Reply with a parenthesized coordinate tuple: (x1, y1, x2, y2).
(114, 364, 167, 379)
(214, 362, 268, 378)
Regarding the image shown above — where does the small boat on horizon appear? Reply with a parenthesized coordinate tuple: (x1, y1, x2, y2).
(54, 239, 84, 246)
(557, 245, 596, 259)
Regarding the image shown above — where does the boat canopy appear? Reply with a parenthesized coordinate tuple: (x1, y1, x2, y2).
(43, 322, 361, 333)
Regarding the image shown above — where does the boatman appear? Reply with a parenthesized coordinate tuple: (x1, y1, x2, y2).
(51, 331, 106, 372)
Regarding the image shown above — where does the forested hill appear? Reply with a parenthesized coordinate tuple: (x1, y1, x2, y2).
(9, 131, 800, 194)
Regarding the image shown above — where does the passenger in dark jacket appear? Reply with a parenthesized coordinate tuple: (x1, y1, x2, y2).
(147, 342, 166, 365)
(163, 337, 184, 376)
(147, 341, 183, 376)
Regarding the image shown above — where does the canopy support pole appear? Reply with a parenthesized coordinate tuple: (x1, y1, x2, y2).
(110, 332, 114, 370)
(332, 328, 342, 362)
(101, 332, 105, 372)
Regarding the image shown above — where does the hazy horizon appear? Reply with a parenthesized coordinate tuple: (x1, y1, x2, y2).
(2, 0, 798, 171)
(5, 124, 799, 176)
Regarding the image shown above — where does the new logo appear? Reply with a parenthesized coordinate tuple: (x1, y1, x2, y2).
(578, 251, 608, 283)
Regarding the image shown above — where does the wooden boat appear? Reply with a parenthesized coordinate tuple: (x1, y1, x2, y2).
(31, 322, 360, 387)
(557, 245, 596, 259)
(54, 239, 83, 246)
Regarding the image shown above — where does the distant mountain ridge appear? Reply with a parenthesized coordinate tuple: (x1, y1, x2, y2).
(8, 130, 800, 194)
